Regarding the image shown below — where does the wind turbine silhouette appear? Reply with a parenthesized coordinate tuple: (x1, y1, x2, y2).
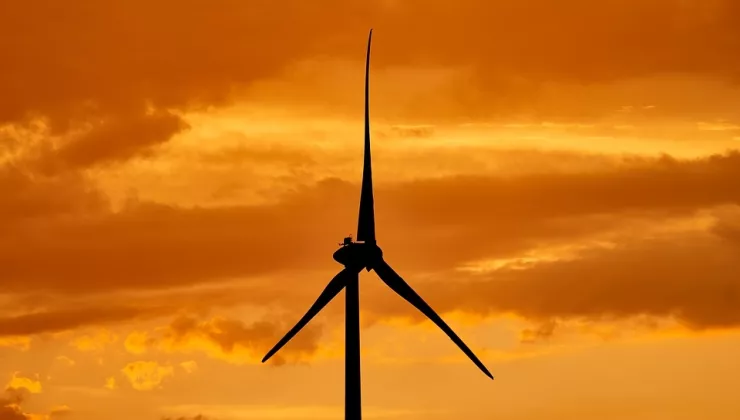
(262, 29, 494, 420)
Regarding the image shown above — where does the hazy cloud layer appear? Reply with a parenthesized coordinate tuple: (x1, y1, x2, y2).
(362, 212, 740, 330)
(126, 316, 323, 365)
(4, 0, 740, 158)
(2, 152, 740, 294)
(1, 150, 740, 336)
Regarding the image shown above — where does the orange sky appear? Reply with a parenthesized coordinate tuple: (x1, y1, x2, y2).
(2, 1, 740, 419)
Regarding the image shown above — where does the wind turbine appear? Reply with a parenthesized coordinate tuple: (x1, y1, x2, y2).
(262, 29, 494, 420)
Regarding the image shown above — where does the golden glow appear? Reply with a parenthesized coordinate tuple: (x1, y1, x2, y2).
(6, 373, 43, 394)
(3, 1, 740, 419)
(121, 361, 175, 391)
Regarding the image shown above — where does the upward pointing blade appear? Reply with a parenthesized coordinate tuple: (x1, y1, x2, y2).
(357, 29, 376, 244)
(372, 259, 494, 380)
(262, 269, 352, 363)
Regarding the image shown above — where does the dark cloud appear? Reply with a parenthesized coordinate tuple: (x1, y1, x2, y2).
(0, 389, 28, 420)
(3, 143, 740, 334)
(0, 404, 27, 420)
(42, 111, 190, 171)
(0, 166, 107, 224)
(1, 0, 739, 189)
(0, 305, 168, 337)
(2, 151, 740, 295)
(1, 0, 357, 167)
(139, 315, 322, 365)
(0, 286, 268, 337)
(3, 0, 740, 149)
(0, 389, 69, 420)
(363, 218, 740, 330)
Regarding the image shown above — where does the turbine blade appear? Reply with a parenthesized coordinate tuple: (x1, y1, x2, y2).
(357, 28, 376, 244)
(372, 259, 494, 379)
(262, 269, 351, 363)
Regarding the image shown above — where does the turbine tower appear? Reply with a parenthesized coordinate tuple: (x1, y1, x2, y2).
(262, 29, 493, 420)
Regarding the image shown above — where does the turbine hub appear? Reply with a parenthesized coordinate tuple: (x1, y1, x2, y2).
(333, 240, 382, 269)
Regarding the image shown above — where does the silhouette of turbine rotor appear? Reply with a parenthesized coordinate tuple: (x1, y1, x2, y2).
(262, 29, 493, 420)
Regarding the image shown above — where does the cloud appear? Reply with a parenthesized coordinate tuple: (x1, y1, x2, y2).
(179, 361, 198, 374)
(4, 125, 740, 340)
(126, 316, 323, 365)
(3, 0, 740, 152)
(0, 386, 32, 420)
(0, 165, 107, 225)
(0, 305, 169, 337)
(0, 281, 266, 339)
(2, 0, 358, 167)
(121, 361, 174, 391)
(0, 286, 272, 340)
(103, 377, 116, 391)
(364, 211, 740, 330)
(5, 374, 42, 395)
(54, 356, 76, 367)
(4, 150, 740, 298)
(0, 150, 740, 337)
(519, 320, 559, 344)
(0, 387, 63, 420)
(0, 403, 28, 420)
(123, 331, 152, 356)
(0, 337, 30, 351)
(39, 111, 190, 172)
(70, 329, 118, 352)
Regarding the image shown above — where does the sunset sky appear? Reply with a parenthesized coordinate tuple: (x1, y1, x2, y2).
(3, 1, 740, 419)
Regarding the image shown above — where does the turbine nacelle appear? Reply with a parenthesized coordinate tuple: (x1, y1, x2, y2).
(333, 238, 383, 270)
